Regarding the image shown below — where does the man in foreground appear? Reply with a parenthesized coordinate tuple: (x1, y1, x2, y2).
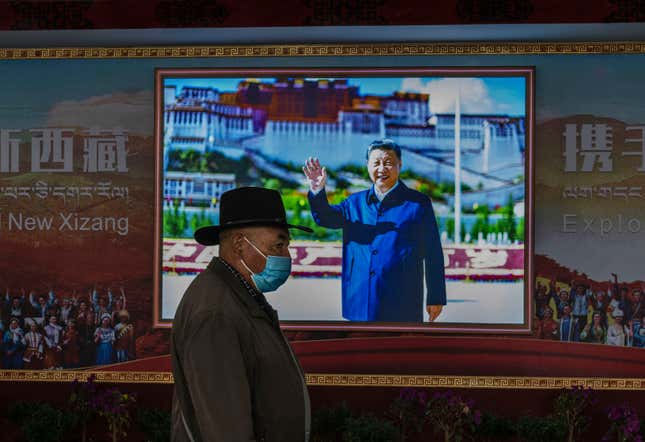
(171, 187, 312, 441)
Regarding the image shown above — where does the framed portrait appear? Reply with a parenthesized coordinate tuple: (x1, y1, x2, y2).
(153, 66, 535, 333)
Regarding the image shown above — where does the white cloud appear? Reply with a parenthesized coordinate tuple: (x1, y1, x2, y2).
(400, 78, 498, 114)
(46, 90, 153, 136)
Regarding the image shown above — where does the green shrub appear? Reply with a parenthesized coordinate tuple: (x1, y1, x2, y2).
(137, 408, 171, 442)
(474, 412, 516, 441)
(311, 402, 352, 442)
(515, 415, 566, 442)
(341, 414, 399, 442)
(8, 401, 75, 442)
(7, 401, 33, 424)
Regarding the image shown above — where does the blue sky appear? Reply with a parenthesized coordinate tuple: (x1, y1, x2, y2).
(164, 76, 527, 116)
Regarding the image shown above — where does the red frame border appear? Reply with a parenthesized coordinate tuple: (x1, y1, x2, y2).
(153, 67, 535, 334)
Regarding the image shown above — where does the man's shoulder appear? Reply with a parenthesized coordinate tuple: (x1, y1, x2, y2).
(171, 268, 252, 349)
(174, 269, 239, 324)
(344, 189, 369, 205)
(399, 184, 432, 204)
(394, 185, 436, 211)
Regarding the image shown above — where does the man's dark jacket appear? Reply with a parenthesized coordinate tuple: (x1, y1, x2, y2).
(171, 258, 310, 441)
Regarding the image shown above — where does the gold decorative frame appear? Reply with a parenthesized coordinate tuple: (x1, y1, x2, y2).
(1, 41, 645, 59)
(2, 370, 645, 390)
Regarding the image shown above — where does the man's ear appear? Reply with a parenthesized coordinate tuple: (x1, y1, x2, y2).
(231, 231, 246, 256)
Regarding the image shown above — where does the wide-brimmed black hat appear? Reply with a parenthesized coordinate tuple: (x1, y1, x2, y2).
(194, 187, 313, 246)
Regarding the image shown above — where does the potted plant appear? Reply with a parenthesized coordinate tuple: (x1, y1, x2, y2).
(93, 387, 136, 442)
(603, 403, 642, 442)
(387, 387, 428, 441)
(425, 390, 482, 442)
(69, 374, 98, 442)
(553, 386, 597, 442)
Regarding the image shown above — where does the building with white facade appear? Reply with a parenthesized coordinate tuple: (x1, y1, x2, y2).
(162, 79, 525, 196)
(163, 171, 235, 208)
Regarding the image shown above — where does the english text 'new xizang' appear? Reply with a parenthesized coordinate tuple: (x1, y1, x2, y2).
(4, 212, 129, 236)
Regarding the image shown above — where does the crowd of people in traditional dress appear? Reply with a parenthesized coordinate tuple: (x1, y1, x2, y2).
(534, 273, 645, 347)
(1, 287, 135, 369)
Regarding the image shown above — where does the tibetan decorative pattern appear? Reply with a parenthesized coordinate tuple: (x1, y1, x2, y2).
(1, 42, 645, 59)
(0, 370, 174, 384)
(1, 371, 644, 390)
(302, 374, 645, 390)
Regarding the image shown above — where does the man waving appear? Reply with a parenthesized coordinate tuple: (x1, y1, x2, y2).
(303, 138, 447, 323)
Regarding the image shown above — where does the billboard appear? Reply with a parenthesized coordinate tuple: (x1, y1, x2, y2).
(1, 41, 644, 379)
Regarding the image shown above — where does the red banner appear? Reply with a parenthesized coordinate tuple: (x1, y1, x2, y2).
(163, 239, 524, 281)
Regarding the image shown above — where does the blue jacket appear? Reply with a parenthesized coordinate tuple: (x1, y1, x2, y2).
(308, 181, 446, 322)
(633, 322, 645, 348)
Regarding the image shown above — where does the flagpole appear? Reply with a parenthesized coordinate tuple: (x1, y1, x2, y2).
(454, 83, 461, 245)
